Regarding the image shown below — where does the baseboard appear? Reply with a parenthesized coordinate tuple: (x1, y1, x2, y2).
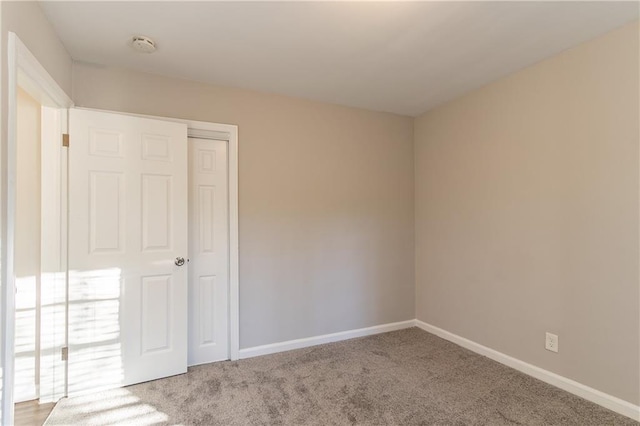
(237, 318, 638, 421)
(414, 319, 640, 422)
(238, 319, 415, 360)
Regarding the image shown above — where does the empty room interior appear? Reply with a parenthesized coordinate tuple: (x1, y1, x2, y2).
(0, 1, 639, 425)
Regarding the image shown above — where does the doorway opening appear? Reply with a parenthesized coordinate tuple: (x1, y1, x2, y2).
(15, 87, 42, 405)
(4, 32, 73, 425)
(14, 74, 69, 426)
(13, 86, 56, 425)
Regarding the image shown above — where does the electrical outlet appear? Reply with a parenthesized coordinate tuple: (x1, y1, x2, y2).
(545, 332, 558, 353)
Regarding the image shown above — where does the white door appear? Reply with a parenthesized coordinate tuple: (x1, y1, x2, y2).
(68, 109, 188, 395)
(188, 138, 229, 365)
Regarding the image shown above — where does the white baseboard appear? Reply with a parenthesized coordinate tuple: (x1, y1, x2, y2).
(237, 318, 638, 421)
(414, 320, 640, 422)
(238, 319, 415, 360)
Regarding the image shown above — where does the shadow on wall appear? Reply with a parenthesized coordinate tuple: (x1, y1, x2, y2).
(14, 276, 38, 401)
(16, 270, 71, 403)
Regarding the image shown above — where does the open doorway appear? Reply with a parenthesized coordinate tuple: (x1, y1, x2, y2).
(14, 86, 68, 425)
(13, 87, 52, 424)
(3, 32, 73, 425)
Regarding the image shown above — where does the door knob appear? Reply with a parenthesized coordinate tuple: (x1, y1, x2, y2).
(175, 257, 185, 267)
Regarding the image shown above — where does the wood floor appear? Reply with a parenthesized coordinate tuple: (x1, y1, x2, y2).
(15, 401, 55, 426)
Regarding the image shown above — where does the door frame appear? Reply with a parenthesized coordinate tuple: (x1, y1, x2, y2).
(155, 116, 239, 363)
(72, 108, 240, 363)
(2, 33, 73, 425)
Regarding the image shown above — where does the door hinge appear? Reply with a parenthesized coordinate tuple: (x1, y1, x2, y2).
(62, 133, 69, 147)
(61, 346, 68, 361)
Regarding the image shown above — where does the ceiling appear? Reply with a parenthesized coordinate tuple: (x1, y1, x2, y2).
(40, 1, 638, 117)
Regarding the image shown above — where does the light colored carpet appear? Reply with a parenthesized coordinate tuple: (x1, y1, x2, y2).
(45, 328, 636, 425)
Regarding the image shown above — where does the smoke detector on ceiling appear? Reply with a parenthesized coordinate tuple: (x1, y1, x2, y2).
(131, 36, 156, 53)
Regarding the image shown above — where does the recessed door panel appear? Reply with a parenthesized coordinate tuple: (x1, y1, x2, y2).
(141, 174, 172, 251)
(199, 275, 216, 345)
(89, 171, 124, 254)
(89, 128, 123, 158)
(198, 149, 216, 173)
(142, 134, 172, 162)
(198, 185, 215, 253)
(141, 275, 172, 353)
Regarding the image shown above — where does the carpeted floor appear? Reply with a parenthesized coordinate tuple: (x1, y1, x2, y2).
(45, 328, 636, 425)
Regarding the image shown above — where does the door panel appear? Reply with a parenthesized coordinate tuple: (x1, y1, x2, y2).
(68, 109, 188, 395)
(188, 138, 229, 365)
(141, 174, 172, 251)
(141, 275, 172, 353)
(89, 171, 124, 253)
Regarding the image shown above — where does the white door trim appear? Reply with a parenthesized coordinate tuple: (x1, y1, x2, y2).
(180, 121, 240, 362)
(3, 32, 73, 425)
(184, 121, 239, 362)
(72, 108, 240, 361)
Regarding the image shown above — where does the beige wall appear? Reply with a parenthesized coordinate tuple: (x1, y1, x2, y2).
(73, 64, 416, 348)
(414, 21, 639, 405)
(1, 2, 72, 96)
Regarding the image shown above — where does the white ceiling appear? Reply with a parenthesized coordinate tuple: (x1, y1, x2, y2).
(40, 1, 638, 117)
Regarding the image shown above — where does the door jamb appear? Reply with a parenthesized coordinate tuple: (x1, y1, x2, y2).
(3, 32, 73, 425)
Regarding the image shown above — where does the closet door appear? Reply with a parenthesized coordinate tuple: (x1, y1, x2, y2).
(188, 138, 229, 365)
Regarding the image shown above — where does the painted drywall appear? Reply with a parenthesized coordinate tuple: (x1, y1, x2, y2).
(14, 87, 41, 402)
(72, 64, 416, 349)
(1, 2, 72, 96)
(414, 21, 639, 405)
(0, 2, 72, 420)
